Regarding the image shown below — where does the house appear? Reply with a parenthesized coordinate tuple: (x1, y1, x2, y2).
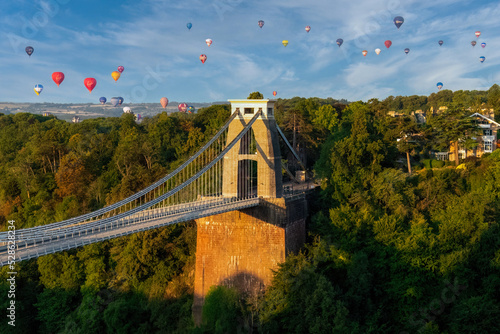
(412, 110, 426, 123)
(448, 112, 499, 160)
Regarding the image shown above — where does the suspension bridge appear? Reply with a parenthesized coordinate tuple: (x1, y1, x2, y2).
(0, 99, 313, 268)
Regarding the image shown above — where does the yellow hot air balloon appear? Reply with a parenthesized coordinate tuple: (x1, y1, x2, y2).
(282, 40, 288, 47)
(111, 71, 121, 82)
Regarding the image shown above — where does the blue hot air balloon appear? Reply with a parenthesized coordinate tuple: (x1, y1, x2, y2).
(188, 105, 195, 113)
(34, 84, 43, 96)
(481, 42, 486, 48)
(437, 82, 443, 90)
(336, 38, 343, 47)
(117, 97, 124, 105)
(438, 40, 444, 46)
(480, 56, 486, 63)
(394, 16, 404, 29)
(404, 48, 410, 54)
(99, 97, 107, 104)
(187, 22, 192, 30)
(110, 97, 119, 107)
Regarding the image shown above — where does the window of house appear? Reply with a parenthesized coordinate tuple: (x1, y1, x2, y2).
(484, 129, 492, 136)
(484, 140, 493, 153)
(267, 108, 273, 115)
(244, 108, 254, 115)
(435, 152, 449, 161)
(458, 150, 466, 160)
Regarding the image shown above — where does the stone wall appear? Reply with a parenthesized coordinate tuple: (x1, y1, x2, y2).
(192, 197, 307, 324)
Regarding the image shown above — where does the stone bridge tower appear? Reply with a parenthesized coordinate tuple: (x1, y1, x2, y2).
(192, 100, 307, 324)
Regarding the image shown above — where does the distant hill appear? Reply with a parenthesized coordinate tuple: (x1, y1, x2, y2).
(0, 101, 229, 122)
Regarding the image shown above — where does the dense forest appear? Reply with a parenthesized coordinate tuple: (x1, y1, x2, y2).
(1, 87, 500, 333)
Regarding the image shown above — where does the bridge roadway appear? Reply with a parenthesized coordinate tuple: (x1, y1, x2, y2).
(0, 196, 263, 267)
(0, 192, 307, 267)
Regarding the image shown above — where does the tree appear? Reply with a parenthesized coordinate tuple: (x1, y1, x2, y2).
(55, 152, 91, 201)
(427, 107, 480, 165)
(201, 285, 241, 333)
(386, 116, 422, 175)
(247, 91, 264, 99)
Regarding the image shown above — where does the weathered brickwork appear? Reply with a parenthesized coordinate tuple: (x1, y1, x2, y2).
(192, 198, 307, 324)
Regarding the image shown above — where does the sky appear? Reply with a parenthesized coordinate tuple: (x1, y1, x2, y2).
(1, 0, 500, 104)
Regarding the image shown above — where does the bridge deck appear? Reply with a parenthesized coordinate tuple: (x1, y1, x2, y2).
(0, 192, 309, 267)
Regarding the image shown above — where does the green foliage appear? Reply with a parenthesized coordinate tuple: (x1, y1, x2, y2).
(201, 285, 241, 333)
(104, 294, 151, 333)
(247, 91, 264, 99)
(35, 289, 79, 334)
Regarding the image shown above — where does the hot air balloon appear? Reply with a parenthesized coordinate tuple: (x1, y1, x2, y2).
(404, 48, 410, 54)
(52, 72, 64, 86)
(84, 78, 96, 93)
(110, 97, 119, 107)
(362, 50, 368, 56)
(187, 22, 192, 30)
(34, 84, 43, 96)
(99, 97, 107, 104)
(258, 20, 264, 28)
(178, 103, 188, 112)
(273, 91, 277, 96)
(206, 39, 212, 47)
(136, 114, 142, 121)
(111, 71, 121, 82)
(480, 56, 486, 63)
(437, 82, 443, 90)
(481, 42, 486, 48)
(471, 41, 477, 47)
(384, 40, 392, 48)
(200, 54, 207, 64)
(160, 97, 169, 108)
(282, 40, 288, 47)
(25, 46, 34, 57)
(118, 97, 124, 105)
(305, 26, 311, 33)
(375, 48, 381, 55)
(475, 31, 481, 38)
(188, 106, 195, 113)
(123, 107, 132, 113)
(117, 66, 124, 73)
(394, 16, 404, 29)
(336, 38, 343, 47)
(438, 40, 444, 46)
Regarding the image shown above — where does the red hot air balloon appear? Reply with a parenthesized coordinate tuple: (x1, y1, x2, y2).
(384, 40, 392, 48)
(178, 103, 188, 112)
(117, 66, 124, 73)
(160, 97, 169, 108)
(475, 31, 481, 38)
(305, 26, 311, 33)
(273, 91, 277, 96)
(84, 78, 97, 93)
(200, 54, 207, 64)
(362, 50, 368, 56)
(52, 72, 65, 86)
